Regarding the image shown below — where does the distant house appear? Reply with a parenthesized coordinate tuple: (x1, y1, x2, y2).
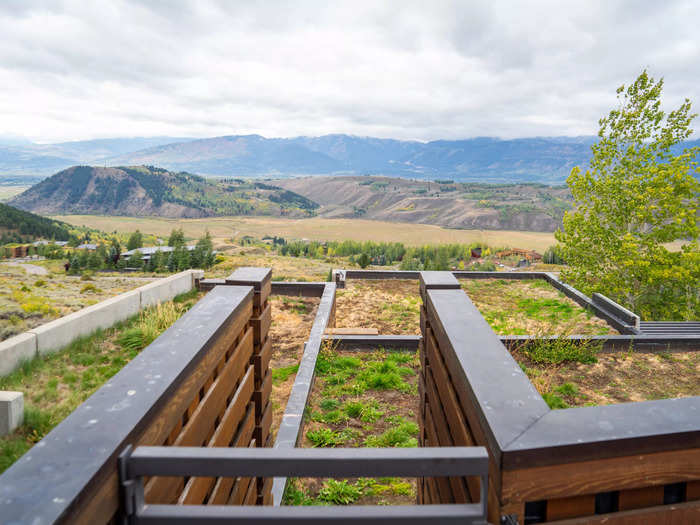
(121, 245, 196, 261)
(75, 243, 98, 251)
(32, 240, 68, 247)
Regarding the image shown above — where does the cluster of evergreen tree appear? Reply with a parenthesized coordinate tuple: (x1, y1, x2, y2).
(0, 202, 72, 242)
(277, 238, 490, 271)
(66, 229, 216, 274)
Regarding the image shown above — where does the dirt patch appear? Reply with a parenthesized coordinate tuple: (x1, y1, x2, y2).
(514, 347, 700, 408)
(461, 278, 616, 335)
(335, 280, 420, 335)
(285, 347, 419, 506)
(268, 295, 320, 442)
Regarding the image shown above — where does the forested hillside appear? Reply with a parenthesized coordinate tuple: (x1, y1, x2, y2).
(10, 165, 318, 218)
(0, 202, 72, 244)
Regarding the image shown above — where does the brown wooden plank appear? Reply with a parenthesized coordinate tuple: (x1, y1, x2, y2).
(425, 330, 475, 448)
(243, 474, 258, 505)
(688, 480, 700, 501)
(253, 337, 272, 379)
(257, 477, 273, 505)
(619, 485, 664, 511)
(423, 403, 454, 503)
(547, 494, 596, 520)
(502, 448, 700, 504)
(547, 500, 700, 524)
(180, 403, 256, 505)
(254, 401, 272, 446)
(208, 367, 255, 448)
(174, 329, 253, 447)
(424, 368, 470, 504)
(251, 302, 272, 345)
(166, 418, 183, 446)
(229, 477, 252, 506)
(254, 369, 272, 418)
(63, 295, 253, 523)
(426, 312, 490, 450)
(146, 366, 254, 503)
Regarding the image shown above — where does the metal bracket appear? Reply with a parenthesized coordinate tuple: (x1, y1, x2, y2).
(118, 445, 144, 525)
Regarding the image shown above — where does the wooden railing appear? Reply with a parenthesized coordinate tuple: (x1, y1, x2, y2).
(418, 271, 700, 524)
(0, 271, 272, 524)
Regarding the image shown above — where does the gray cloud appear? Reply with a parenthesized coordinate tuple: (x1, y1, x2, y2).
(0, 0, 698, 142)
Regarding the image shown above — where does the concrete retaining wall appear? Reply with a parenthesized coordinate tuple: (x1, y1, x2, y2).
(0, 333, 37, 377)
(0, 270, 203, 376)
(140, 270, 200, 308)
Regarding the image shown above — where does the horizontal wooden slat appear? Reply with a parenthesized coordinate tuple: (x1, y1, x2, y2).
(180, 403, 256, 505)
(254, 401, 272, 447)
(548, 500, 700, 524)
(619, 485, 664, 511)
(60, 288, 253, 523)
(426, 371, 470, 504)
(251, 302, 272, 345)
(502, 448, 700, 503)
(254, 337, 272, 379)
(145, 336, 254, 503)
(547, 494, 596, 521)
(254, 370, 272, 415)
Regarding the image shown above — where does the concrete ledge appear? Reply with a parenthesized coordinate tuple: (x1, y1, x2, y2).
(1, 270, 202, 376)
(0, 333, 37, 377)
(139, 270, 198, 308)
(30, 290, 141, 355)
(0, 391, 23, 436)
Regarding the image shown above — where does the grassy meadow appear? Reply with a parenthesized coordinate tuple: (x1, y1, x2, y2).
(53, 215, 557, 252)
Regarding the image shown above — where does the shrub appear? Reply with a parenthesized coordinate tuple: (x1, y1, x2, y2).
(521, 338, 599, 364)
(542, 392, 568, 409)
(307, 428, 346, 447)
(318, 480, 362, 505)
(364, 419, 419, 447)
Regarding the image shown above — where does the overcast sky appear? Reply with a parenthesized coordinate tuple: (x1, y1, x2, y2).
(1, 1, 699, 143)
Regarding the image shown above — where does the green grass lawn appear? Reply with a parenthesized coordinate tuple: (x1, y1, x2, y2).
(461, 278, 616, 335)
(0, 289, 199, 474)
(284, 345, 419, 506)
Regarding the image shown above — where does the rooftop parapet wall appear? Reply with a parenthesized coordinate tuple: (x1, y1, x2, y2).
(418, 271, 700, 524)
(0, 283, 269, 523)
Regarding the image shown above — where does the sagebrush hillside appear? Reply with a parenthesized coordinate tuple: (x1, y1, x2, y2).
(276, 176, 573, 231)
(10, 165, 319, 218)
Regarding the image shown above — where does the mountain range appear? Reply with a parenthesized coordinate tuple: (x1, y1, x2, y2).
(2, 134, 699, 184)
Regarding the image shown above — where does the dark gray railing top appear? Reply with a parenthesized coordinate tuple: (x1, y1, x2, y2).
(272, 282, 336, 504)
(424, 278, 700, 469)
(425, 287, 549, 461)
(0, 285, 253, 525)
(120, 446, 489, 525)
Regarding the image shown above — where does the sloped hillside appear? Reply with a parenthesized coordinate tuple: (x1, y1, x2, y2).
(10, 165, 318, 218)
(0, 202, 72, 244)
(276, 176, 573, 232)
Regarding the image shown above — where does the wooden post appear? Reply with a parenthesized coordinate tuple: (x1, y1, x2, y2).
(226, 267, 272, 504)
